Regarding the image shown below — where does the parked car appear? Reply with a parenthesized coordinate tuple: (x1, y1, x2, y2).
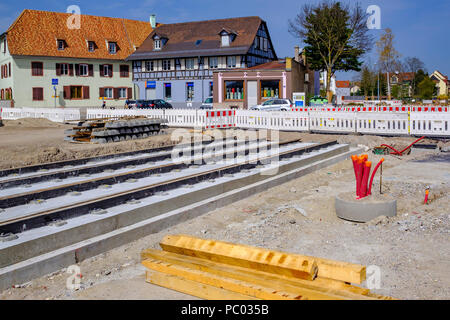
(200, 97, 213, 109)
(136, 100, 151, 109)
(151, 99, 173, 109)
(250, 98, 293, 111)
(125, 100, 136, 109)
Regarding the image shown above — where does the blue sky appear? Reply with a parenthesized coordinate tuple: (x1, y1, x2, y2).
(1, 0, 448, 79)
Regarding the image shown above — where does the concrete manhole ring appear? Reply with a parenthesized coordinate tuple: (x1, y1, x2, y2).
(335, 191, 397, 223)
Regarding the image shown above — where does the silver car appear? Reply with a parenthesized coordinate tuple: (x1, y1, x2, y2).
(200, 97, 213, 109)
(250, 99, 293, 111)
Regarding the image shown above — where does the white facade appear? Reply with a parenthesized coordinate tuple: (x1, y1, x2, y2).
(9, 56, 133, 108)
(320, 71, 336, 94)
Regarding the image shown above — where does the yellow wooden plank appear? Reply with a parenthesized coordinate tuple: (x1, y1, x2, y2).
(160, 234, 365, 284)
(143, 259, 310, 300)
(160, 234, 318, 281)
(141, 249, 387, 300)
(146, 270, 260, 300)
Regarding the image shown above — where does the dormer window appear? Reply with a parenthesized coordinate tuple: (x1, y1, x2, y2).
(219, 29, 236, 47)
(57, 40, 65, 51)
(154, 39, 161, 50)
(108, 42, 117, 54)
(88, 41, 96, 52)
(221, 34, 230, 47)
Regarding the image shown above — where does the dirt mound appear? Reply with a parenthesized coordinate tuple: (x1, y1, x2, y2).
(2, 118, 63, 128)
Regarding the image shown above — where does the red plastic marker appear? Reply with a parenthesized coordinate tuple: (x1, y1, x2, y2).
(368, 158, 385, 195)
(359, 161, 372, 198)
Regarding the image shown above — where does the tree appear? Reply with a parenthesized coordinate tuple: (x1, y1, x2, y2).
(414, 69, 427, 96)
(288, 1, 373, 101)
(360, 65, 376, 98)
(418, 77, 436, 100)
(404, 57, 425, 97)
(376, 28, 401, 100)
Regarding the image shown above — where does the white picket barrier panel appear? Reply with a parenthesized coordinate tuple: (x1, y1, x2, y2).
(62, 109, 81, 122)
(21, 108, 65, 123)
(309, 111, 356, 133)
(356, 112, 409, 136)
(164, 109, 204, 127)
(268, 111, 309, 131)
(410, 112, 450, 136)
(235, 110, 271, 129)
(0, 107, 23, 120)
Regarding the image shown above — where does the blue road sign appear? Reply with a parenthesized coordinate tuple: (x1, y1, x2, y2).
(52, 78, 58, 85)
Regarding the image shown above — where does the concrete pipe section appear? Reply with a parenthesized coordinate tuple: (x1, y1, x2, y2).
(335, 191, 397, 223)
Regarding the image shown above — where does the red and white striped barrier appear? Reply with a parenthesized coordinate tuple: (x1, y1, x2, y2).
(291, 106, 449, 113)
(205, 110, 236, 129)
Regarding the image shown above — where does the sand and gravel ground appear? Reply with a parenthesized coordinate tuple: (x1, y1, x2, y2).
(0, 119, 448, 300)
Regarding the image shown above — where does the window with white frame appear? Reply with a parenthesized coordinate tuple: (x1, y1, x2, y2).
(108, 42, 117, 54)
(61, 63, 69, 76)
(104, 88, 113, 98)
(254, 36, 259, 49)
(154, 39, 161, 50)
(79, 64, 88, 76)
(227, 56, 236, 68)
(119, 88, 127, 99)
(259, 37, 264, 50)
(209, 57, 218, 69)
(57, 40, 65, 51)
(263, 38, 268, 51)
(88, 41, 95, 52)
(145, 61, 154, 71)
(103, 64, 111, 77)
(221, 35, 230, 47)
(163, 60, 171, 71)
(185, 58, 195, 70)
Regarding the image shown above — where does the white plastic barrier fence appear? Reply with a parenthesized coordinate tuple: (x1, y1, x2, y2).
(410, 112, 450, 136)
(205, 110, 236, 129)
(164, 109, 205, 128)
(356, 112, 409, 135)
(309, 111, 356, 133)
(81, 108, 450, 137)
(86, 109, 164, 120)
(0, 107, 24, 120)
(0, 107, 80, 123)
(268, 111, 309, 131)
(235, 110, 271, 129)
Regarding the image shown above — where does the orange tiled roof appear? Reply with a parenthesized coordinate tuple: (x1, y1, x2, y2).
(247, 60, 286, 70)
(336, 80, 350, 88)
(6, 9, 152, 60)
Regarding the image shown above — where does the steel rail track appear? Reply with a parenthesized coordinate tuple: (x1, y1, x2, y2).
(0, 140, 337, 234)
(0, 139, 285, 208)
(0, 138, 264, 189)
(0, 137, 229, 178)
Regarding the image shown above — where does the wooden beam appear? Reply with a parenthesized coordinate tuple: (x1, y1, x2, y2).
(142, 249, 387, 300)
(143, 258, 310, 300)
(146, 270, 260, 300)
(160, 235, 365, 284)
(159, 235, 318, 281)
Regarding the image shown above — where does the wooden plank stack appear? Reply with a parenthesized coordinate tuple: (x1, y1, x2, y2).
(141, 235, 395, 300)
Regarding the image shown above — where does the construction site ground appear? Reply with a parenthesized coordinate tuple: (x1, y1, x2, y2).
(0, 118, 449, 300)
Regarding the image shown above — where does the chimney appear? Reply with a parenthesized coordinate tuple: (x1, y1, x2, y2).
(294, 46, 300, 62)
(150, 14, 156, 29)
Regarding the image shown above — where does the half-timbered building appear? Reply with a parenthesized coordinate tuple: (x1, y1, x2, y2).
(126, 16, 278, 108)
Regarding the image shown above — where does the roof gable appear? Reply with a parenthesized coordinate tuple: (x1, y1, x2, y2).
(128, 16, 265, 60)
(6, 9, 152, 60)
